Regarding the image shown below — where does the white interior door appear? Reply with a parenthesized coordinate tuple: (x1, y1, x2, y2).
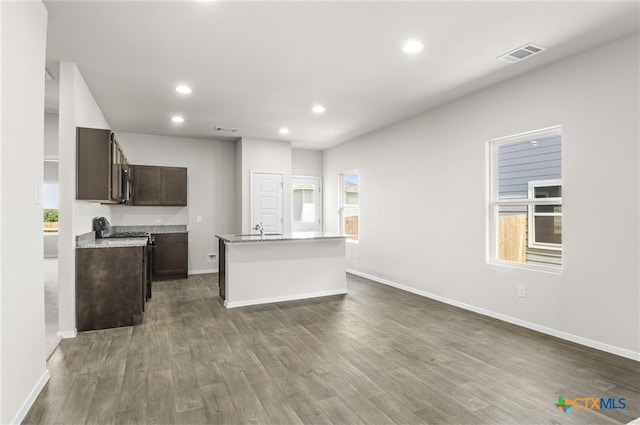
(252, 172, 283, 234)
(291, 176, 322, 232)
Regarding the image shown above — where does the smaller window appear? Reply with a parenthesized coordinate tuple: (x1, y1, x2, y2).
(43, 183, 59, 234)
(340, 172, 359, 241)
(528, 180, 562, 249)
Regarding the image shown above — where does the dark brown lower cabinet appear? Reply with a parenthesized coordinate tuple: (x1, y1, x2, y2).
(76, 246, 146, 332)
(152, 232, 188, 280)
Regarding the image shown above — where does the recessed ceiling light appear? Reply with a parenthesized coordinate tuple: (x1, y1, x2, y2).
(402, 40, 423, 54)
(279, 128, 290, 135)
(312, 105, 326, 114)
(175, 85, 192, 94)
(171, 116, 184, 123)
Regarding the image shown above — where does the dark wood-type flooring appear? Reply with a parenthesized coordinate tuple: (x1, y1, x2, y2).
(24, 273, 639, 424)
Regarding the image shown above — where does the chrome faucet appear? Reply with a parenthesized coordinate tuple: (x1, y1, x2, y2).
(254, 222, 264, 237)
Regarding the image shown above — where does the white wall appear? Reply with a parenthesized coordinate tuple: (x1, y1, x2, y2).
(113, 133, 236, 273)
(43, 161, 58, 183)
(44, 112, 58, 159)
(238, 138, 292, 233)
(0, 1, 49, 423)
(234, 140, 242, 234)
(292, 148, 323, 176)
(323, 33, 640, 359)
(57, 62, 112, 336)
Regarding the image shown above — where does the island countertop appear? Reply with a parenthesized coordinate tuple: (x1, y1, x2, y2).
(77, 237, 148, 249)
(215, 232, 348, 244)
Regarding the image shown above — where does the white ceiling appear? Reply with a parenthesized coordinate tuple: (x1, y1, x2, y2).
(44, 1, 639, 149)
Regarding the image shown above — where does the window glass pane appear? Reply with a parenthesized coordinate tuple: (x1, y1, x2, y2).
(497, 208, 527, 263)
(534, 215, 562, 244)
(534, 204, 562, 214)
(292, 185, 315, 223)
(342, 172, 359, 240)
(343, 206, 359, 240)
(497, 135, 561, 200)
(43, 184, 59, 234)
(343, 173, 359, 205)
(497, 205, 562, 266)
(534, 185, 561, 198)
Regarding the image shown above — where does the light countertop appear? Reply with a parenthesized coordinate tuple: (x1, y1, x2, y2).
(215, 232, 348, 244)
(77, 237, 148, 249)
(113, 225, 187, 234)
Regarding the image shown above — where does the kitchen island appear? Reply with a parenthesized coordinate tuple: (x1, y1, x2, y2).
(215, 232, 348, 308)
(76, 233, 149, 331)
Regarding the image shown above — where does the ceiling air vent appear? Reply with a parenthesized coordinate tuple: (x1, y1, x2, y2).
(497, 43, 546, 64)
(213, 126, 239, 133)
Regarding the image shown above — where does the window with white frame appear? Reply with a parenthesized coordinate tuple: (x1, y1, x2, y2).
(528, 179, 562, 249)
(340, 172, 359, 241)
(489, 127, 562, 269)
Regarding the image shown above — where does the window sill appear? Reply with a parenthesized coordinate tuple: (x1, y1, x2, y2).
(346, 238, 359, 244)
(487, 259, 562, 275)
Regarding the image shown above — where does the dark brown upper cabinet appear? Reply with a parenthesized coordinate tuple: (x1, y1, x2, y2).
(76, 127, 128, 203)
(131, 165, 187, 206)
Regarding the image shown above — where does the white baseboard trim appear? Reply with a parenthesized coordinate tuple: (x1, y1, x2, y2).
(224, 288, 348, 309)
(10, 369, 50, 425)
(57, 328, 77, 338)
(189, 268, 218, 275)
(347, 269, 640, 362)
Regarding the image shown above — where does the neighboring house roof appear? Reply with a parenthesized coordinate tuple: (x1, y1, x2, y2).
(344, 181, 359, 193)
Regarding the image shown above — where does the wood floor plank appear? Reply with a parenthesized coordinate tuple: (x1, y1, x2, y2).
(114, 408, 145, 425)
(24, 273, 640, 425)
(117, 353, 149, 413)
(250, 380, 305, 425)
(85, 394, 118, 425)
(218, 362, 271, 424)
(145, 369, 175, 423)
(200, 381, 242, 425)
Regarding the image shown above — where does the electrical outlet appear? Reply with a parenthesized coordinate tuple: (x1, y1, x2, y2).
(355, 251, 359, 260)
(196, 216, 202, 223)
(517, 284, 527, 298)
(207, 253, 217, 262)
(154, 218, 162, 224)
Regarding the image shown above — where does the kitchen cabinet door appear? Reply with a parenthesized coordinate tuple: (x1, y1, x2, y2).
(77, 127, 122, 203)
(152, 233, 188, 280)
(132, 165, 161, 205)
(161, 167, 188, 206)
(132, 165, 187, 206)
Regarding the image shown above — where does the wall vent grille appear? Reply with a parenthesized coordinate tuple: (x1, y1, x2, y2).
(498, 43, 546, 64)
